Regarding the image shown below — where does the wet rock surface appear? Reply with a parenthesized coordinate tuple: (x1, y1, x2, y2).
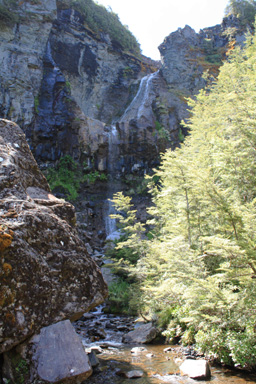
(74, 306, 135, 346)
(0, 119, 108, 355)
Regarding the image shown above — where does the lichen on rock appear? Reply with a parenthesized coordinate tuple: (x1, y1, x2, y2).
(0, 119, 108, 354)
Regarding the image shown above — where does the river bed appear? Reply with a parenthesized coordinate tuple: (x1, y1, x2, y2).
(74, 307, 256, 384)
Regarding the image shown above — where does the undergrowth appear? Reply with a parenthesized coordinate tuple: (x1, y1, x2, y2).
(45, 155, 107, 201)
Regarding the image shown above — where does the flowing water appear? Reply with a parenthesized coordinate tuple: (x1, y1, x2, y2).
(121, 71, 159, 121)
(104, 124, 122, 241)
(74, 308, 256, 384)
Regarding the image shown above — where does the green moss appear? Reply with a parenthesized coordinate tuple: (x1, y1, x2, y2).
(34, 96, 39, 114)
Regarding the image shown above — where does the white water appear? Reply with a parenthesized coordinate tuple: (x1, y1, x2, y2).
(104, 198, 119, 240)
(104, 125, 121, 240)
(121, 71, 159, 121)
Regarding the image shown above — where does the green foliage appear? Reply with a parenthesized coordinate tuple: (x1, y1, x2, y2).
(57, 0, 141, 56)
(107, 278, 133, 314)
(15, 359, 29, 384)
(110, 30, 256, 369)
(45, 155, 107, 200)
(178, 128, 185, 142)
(106, 236, 140, 265)
(203, 38, 223, 65)
(34, 96, 39, 114)
(7, 356, 29, 384)
(154, 120, 171, 141)
(0, 2, 19, 26)
(225, 0, 256, 26)
(123, 174, 150, 196)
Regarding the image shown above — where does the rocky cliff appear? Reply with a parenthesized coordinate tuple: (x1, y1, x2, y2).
(0, 0, 248, 176)
(0, 0, 154, 170)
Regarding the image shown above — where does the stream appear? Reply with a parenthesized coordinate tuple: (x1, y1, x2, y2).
(73, 306, 256, 384)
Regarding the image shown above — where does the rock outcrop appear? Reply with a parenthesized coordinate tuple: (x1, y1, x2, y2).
(3, 320, 93, 384)
(33, 320, 93, 383)
(0, 119, 108, 354)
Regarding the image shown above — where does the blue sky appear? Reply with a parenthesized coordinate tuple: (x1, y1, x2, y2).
(96, 0, 229, 59)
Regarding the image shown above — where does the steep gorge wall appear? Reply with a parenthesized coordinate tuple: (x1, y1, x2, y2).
(0, 1, 154, 169)
(0, 1, 248, 175)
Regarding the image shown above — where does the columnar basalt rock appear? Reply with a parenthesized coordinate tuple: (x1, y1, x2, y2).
(0, 119, 108, 354)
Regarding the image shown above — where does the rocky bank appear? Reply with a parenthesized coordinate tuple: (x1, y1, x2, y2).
(0, 119, 108, 382)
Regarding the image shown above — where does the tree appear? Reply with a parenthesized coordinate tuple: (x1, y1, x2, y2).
(225, 0, 256, 26)
(111, 30, 256, 369)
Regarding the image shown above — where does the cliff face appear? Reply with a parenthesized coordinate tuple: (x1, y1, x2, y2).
(0, 2, 248, 174)
(0, 1, 153, 168)
(0, 0, 57, 131)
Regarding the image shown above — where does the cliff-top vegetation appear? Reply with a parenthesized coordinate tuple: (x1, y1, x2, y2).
(0, 0, 141, 56)
(57, 0, 141, 56)
(225, 0, 256, 26)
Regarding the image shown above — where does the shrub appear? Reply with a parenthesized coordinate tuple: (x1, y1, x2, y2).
(45, 155, 107, 201)
(107, 278, 133, 314)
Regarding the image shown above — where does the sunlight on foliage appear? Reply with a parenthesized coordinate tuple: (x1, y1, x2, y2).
(110, 29, 256, 369)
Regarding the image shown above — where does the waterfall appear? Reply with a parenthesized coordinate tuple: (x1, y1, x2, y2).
(121, 70, 159, 122)
(107, 124, 119, 174)
(103, 72, 159, 240)
(104, 125, 121, 241)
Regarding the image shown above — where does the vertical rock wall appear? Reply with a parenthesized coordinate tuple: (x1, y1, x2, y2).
(0, 0, 57, 129)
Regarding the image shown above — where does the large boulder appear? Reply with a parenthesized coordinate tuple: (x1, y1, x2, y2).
(122, 322, 158, 344)
(3, 320, 93, 384)
(0, 119, 108, 354)
(180, 359, 211, 380)
(33, 320, 93, 383)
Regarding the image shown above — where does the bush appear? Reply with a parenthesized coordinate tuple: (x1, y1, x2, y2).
(225, 0, 256, 27)
(45, 155, 107, 201)
(107, 278, 132, 314)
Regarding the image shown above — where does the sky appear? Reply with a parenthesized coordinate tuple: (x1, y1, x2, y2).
(96, 0, 229, 60)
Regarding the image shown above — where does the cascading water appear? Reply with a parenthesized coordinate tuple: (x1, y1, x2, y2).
(121, 71, 159, 122)
(104, 125, 121, 241)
